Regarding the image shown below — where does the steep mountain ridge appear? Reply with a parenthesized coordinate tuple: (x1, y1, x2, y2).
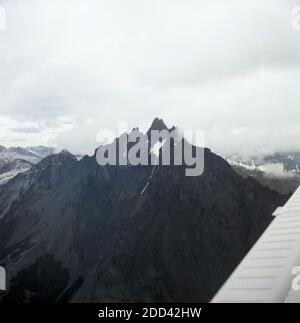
(0, 121, 287, 303)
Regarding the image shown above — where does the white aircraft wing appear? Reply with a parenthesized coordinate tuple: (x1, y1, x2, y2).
(212, 186, 300, 303)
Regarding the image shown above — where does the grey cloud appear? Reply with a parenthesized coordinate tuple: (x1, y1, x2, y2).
(10, 127, 41, 133)
(0, 0, 299, 156)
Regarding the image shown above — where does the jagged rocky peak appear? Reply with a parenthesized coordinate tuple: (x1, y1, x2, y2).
(48, 149, 75, 161)
(148, 118, 169, 132)
(0, 122, 290, 303)
(0, 128, 288, 303)
(58, 149, 73, 156)
(36, 149, 76, 168)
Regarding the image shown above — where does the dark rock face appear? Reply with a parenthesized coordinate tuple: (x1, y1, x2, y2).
(0, 129, 287, 303)
(2, 254, 69, 303)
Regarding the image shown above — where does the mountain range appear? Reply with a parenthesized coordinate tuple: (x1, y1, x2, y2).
(225, 153, 300, 194)
(0, 119, 289, 302)
(0, 146, 54, 186)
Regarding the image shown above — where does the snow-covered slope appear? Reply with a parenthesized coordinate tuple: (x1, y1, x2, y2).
(0, 146, 54, 165)
(0, 159, 33, 185)
(226, 152, 300, 176)
(224, 152, 300, 194)
(0, 146, 54, 185)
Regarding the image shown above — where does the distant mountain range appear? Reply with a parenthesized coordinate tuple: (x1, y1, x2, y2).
(0, 146, 54, 185)
(0, 119, 287, 303)
(1, 141, 298, 196)
(225, 153, 300, 194)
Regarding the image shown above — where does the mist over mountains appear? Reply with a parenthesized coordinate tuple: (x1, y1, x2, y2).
(0, 119, 288, 303)
(226, 153, 300, 194)
(1, 0, 299, 306)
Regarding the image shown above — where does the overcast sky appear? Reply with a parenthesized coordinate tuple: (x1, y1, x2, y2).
(0, 0, 300, 156)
